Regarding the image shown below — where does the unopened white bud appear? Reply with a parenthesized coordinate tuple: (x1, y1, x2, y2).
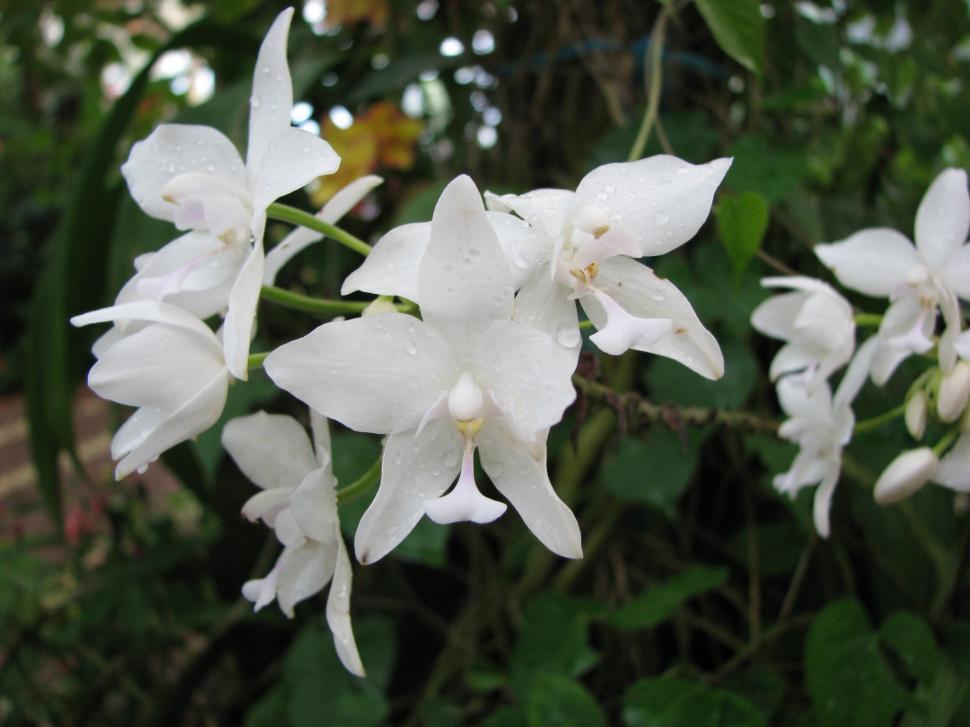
(448, 372, 484, 422)
(873, 447, 939, 505)
(905, 391, 928, 440)
(938, 361, 970, 423)
(361, 298, 397, 317)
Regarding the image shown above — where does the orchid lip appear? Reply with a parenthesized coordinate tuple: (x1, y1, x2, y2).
(424, 440, 506, 525)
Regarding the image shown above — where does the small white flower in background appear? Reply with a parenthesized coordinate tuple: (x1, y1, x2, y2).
(772, 337, 876, 536)
(905, 390, 928, 439)
(265, 175, 582, 565)
(815, 168, 970, 384)
(120, 8, 340, 379)
(934, 433, 970, 493)
(343, 155, 728, 377)
(222, 410, 364, 677)
(70, 302, 230, 479)
(751, 276, 855, 387)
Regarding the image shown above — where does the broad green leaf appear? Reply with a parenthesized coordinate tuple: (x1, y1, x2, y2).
(510, 593, 601, 699)
(716, 192, 769, 282)
(694, 0, 765, 75)
(623, 677, 765, 726)
(725, 136, 811, 204)
(879, 611, 941, 685)
(611, 565, 728, 630)
(601, 429, 702, 515)
(527, 675, 607, 727)
(284, 615, 394, 727)
(646, 338, 758, 410)
(805, 598, 910, 726)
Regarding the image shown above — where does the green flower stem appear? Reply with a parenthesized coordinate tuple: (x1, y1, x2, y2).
(627, 4, 669, 161)
(853, 403, 906, 434)
(266, 202, 372, 256)
(247, 352, 268, 370)
(337, 456, 382, 504)
(260, 285, 370, 316)
(853, 312, 882, 328)
(932, 428, 960, 457)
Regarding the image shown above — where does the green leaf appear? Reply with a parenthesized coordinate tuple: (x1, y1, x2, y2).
(282, 615, 394, 727)
(805, 598, 910, 726)
(611, 565, 728, 630)
(510, 593, 601, 699)
(715, 192, 769, 282)
(694, 0, 765, 75)
(623, 677, 765, 726)
(601, 428, 702, 515)
(879, 611, 941, 685)
(646, 337, 758, 410)
(725, 136, 811, 204)
(527, 675, 607, 727)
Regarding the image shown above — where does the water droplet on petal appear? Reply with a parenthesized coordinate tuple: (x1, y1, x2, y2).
(556, 325, 581, 348)
(650, 290, 664, 302)
(654, 212, 669, 226)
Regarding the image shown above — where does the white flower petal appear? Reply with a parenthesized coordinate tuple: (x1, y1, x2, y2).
(121, 124, 246, 222)
(250, 127, 340, 212)
(274, 508, 305, 547)
(341, 222, 430, 301)
(475, 320, 576, 438)
(941, 244, 970, 301)
(486, 211, 550, 288)
(751, 291, 809, 341)
(115, 370, 228, 479)
(484, 188, 572, 238)
(936, 433, 970, 492)
(241, 488, 293, 526)
(88, 324, 223, 410)
(478, 420, 582, 559)
(512, 269, 580, 366)
(310, 409, 333, 470)
(276, 541, 337, 618)
(815, 229, 920, 297)
(71, 300, 217, 341)
(222, 411, 317, 490)
(290, 468, 339, 543)
(572, 155, 732, 257)
(915, 168, 970, 270)
(812, 466, 839, 538)
(223, 241, 265, 380)
(354, 419, 463, 565)
(834, 335, 878, 406)
(326, 532, 365, 676)
(265, 314, 458, 435)
(265, 175, 383, 285)
(424, 445, 507, 524)
(418, 175, 514, 356)
(585, 257, 723, 378)
(246, 8, 295, 173)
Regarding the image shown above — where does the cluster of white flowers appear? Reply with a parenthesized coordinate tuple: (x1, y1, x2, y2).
(753, 168, 970, 535)
(71, 9, 730, 674)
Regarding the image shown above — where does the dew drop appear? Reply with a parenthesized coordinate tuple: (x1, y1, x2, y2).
(404, 341, 417, 355)
(654, 212, 669, 226)
(650, 290, 664, 302)
(556, 325, 581, 348)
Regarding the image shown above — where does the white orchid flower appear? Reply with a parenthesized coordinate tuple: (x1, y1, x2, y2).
(935, 433, 970, 493)
(815, 168, 970, 384)
(487, 155, 730, 375)
(222, 410, 364, 676)
(265, 175, 581, 564)
(342, 155, 728, 376)
(70, 302, 230, 479)
(120, 8, 340, 379)
(773, 337, 876, 536)
(751, 276, 855, 387)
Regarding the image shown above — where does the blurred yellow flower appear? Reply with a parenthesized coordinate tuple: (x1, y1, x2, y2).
(312, 101, 424, 206)
(325, 0, 390, 30)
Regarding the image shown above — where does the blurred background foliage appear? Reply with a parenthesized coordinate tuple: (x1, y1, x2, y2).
(2, 0, 970, 724)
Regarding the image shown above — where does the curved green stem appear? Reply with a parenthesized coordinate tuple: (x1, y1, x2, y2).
(933, 428, 960, 457)
(247, 352, 268, 370)
(267, 202, 372, 256)
(853, 404, 906, 434)
(627, 5, 669, 161)
(853, 312, 882, 328)
(260, 285, 370, 316)
(337, 456, 382, 504)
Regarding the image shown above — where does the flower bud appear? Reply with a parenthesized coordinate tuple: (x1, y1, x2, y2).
(905, 390, 928, 440)
(873, 447, 939, 505)
(938, 361, 970, 423)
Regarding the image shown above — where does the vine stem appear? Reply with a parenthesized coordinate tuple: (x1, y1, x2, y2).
(853, 312, 882, 327)
(266, 202, 372, 256)
(627, 4, 670, 161)
(261, 285, 369, 316)
(853, 403, 905, 434)
(573, 375, 781, 434)
(337, 456, 382, 503)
